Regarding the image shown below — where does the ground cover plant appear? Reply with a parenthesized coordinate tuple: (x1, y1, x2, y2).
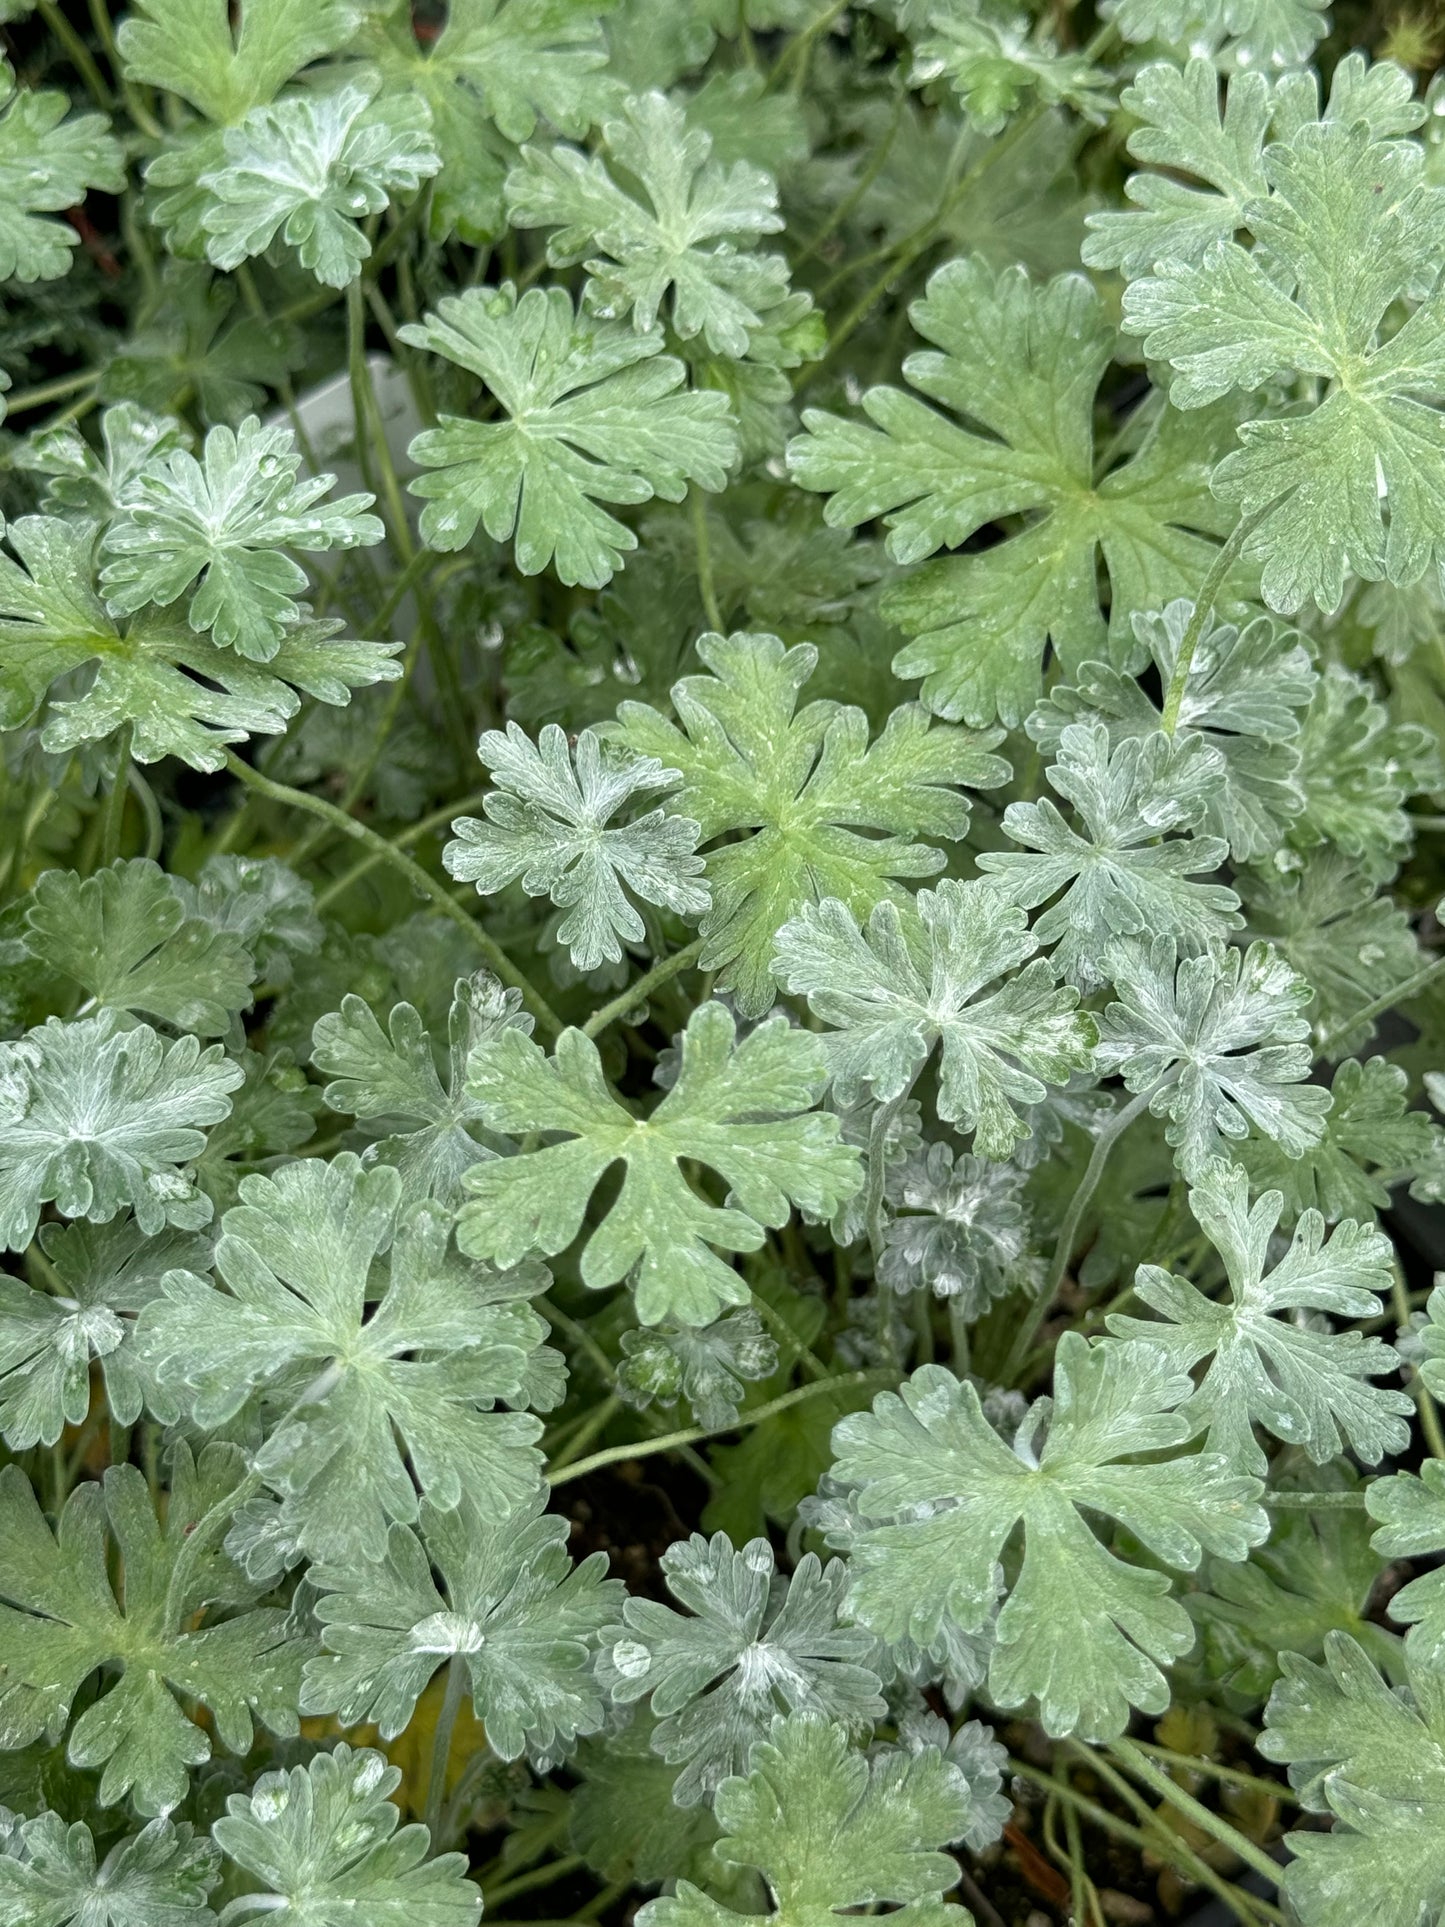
(2, 1, 1445, 1923)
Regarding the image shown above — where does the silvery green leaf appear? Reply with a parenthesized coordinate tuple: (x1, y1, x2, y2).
(1101, 0, 1329, 67)
(895, 1710, 1011, 1853)
(400, 284, 738, 585)
(23, 859, 255, 1036)
(1289, 665, 1441, 868)
(445, 724, 708, 970)
(212, 1744, 481, 1927)
(823, 1338, 1267, 1740)
(787, 256, 1239, 727)
(0, 1446, 309, 1816)
(1259, 1633, 1445, 1927)
(772, 880, 1096, 1158)
(0, 1810, 220, 1927)
(906, 11, 1113, 133)
(979, 725, 1242, 990)
(99, 417, 384, 662)
(17, 403, 189, 521)
(0, 57, 124, 284)
(638, 1716, 970, 1927)
(599, 1533, 885, 1807)
(880, 1141, 1040, 1315)
(458, 1002, 861, 1328)
(617, 1309, 777, 1430)
(1028, 600, 1313, 859)
(176, 853, 322, 990)
(1098, 937, 1331, 1179)
(199, 78, 440, 288)
(618, 631, 1005, 1015)
(117, 0, 364, 125)
(303, 1488, 621, 1765)
(311, 973, 529, 1206)
(506, 90, 789, 359)
(0, 1216, 209, 1449)
(1109, 1159, 1408, 1474)
(134, 1155, 551, 1565)
(0, 1012, 242, 1251)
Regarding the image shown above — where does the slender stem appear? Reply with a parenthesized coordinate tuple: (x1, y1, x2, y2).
(1062, 1791, 1106, 1927)
(484, 1856, 586, 1910)
(548, 1369, 892, 1487)
(691, 492, 725, 632)
(1394, 1272, 1445, 1458)
(582, 937, 704, 1040)
(37, 0, 114, 107)
(221, 751, 564, 1037)
(1160, 503, 1274, 734)
(313, 788, 491, 913)
(1131, 1741, 1298, 1806)
(98, 723, 133, 869)
(750, 1287, 831, 1382)
(1317, 952, 1445, 1057)
(547, 1393, 622, 1473)
(425, 1656, 467, 1845)
(127, 763, 165, 863)
(1108, 1736, 1285, 1891)
(3, 368, 100, 415)
(1000, 1081, 1166, 1382)
(865, 1089, 911, 1264)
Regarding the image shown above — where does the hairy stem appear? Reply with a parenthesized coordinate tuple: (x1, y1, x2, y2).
(582, 936, 705, 1040)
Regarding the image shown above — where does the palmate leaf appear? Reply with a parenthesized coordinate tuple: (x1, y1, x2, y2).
(0, 1445, 310, 1816)
(0, 58, 124, 284)
(1123, 113, 1445, 613)
(1288, 665, 1439, 869)
(598, 1534, 885, 1808)
(176, 853, 322, 990)
(1097, 937, 1331, 1179)
(358, 0, 618, 242)
(771, 879, 1096, 1159)
(457, 1001, 860, 1326)
(1109, 1160, 1408, 1474)
(616, 631, 1006, 1015)
(0, 1216, 210, 1450)
(1028, 601, 1314, 860)
(1080, 54, 1421, 280)
(822, 1339, 1267, 1741)
(617, 1309, 777, 1430)
(1102, 0, 1329, 68)
(0, 1012, 242, 1251)
(1367, 1458, 1445, 1664)
(879, 1141, 1041, 1314)
(1235, 1055, 1442, 1223)
(0, 1811, 220, 1927)
(117, 0, 364, 126)
(905, 10, 1114, 134)
(311, 973, 531, 1206)
(507, 90, 789, 359)
(787, 255, 1239, 726)
(1260, 1633, 1445, 1927)
(304, 1489, 621, 1765)
(978, 725, 1242, 990)
(23, 859, 255, 1036)
(134, 1155, 552, 1566)
(400, 284, 738, 585)
(444, 724, 708, 970)
(99, 417, 384, 663)
(198, 77, 440, 289)
(212, 1744, 481, 1927)
(639, 1715, 971, 1927)
(0, 516, 398, 771)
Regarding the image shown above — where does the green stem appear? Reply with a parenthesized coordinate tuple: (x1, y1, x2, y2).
(484, 1856, 586, 1910)
(865, 1088, 911, 1264)
(97, 723, 133, 869)
(1000, 1080, 1166, 1382)
(3, 369, 100, 415)
(1107, 1736, 1285, 1891)
(127, 762, 165, 863)
(313, 787, 491, 913)
(1160, 504, 1274, 734)
(1262, 1489, 1366, 1509)
(691, 491, 725, 632)
(425, 1656, 467, 1846)
(581, 937, 704, 1040)
(1317, 952, 1445, 1057)
(221, 751, 564, 1037)
(1393, 1273, 1445, 1458)
(548, 1369, 892, 1487)
(547, 1393, 622, 1473)
(750, 1287, 830, 1382)
(1131, 1742, 1298, 1806)
(37, 0, 114, 107)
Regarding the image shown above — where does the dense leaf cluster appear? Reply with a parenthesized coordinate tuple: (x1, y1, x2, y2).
(0, 4, 1442, 1926)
